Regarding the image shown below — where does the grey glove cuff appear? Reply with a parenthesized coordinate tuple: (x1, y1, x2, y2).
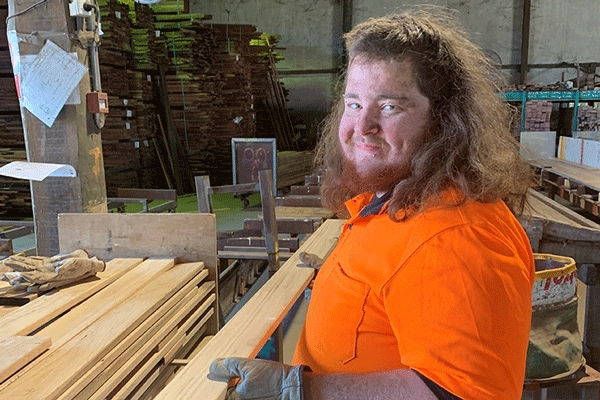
(282, 364, 310, 400)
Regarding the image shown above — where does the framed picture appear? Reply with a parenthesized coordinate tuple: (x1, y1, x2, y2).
(231, 138, 277, 193)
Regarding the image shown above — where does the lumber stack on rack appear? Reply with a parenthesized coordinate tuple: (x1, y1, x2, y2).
(97, 0, 167, 195)
(523, 100, 552, 131)
(0, 146, 31, 217)
(276, 151, 314, 188)
(577, 104, 600, 131)
(0, 5, 31, 217)
(0, 257, 216, 400)
(150, 0, 296, 185)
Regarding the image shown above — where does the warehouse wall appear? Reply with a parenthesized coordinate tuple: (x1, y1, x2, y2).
(191, 0, 600, 127)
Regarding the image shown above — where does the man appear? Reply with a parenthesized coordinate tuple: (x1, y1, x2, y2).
(209, 7, 535, 400)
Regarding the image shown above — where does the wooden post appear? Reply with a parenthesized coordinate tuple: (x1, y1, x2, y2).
(6, 0, 107, 256)
(258, 169, 283, 361)
(195, 175, 213, 214)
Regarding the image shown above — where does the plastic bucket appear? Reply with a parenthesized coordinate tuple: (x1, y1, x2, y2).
(525, 254, 584, 381)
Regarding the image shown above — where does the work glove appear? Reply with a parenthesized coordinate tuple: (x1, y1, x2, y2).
(1, 249, 105, 293)
(296, 252, 324, 271)
(207, 357, 309, 400)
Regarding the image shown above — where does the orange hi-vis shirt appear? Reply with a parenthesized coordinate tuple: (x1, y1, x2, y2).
(293, 191, 535, 400)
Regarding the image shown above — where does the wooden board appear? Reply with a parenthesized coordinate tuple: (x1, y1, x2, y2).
(529, 157, 600, 192)
(154, 219, 345, 400)
(243, 218, 316, 234)
(0, 258, 143, 338)
(274, 206, 334, 220)
(0, 336, 51, 384)
(58, 213, 216, 267)
(64, 275, 213, 400)
(525, 189, 600, 232)
(57, 212, 219, 334)
(0, 281, 38, 306)
(34, 259, 177, 350)
(275, 195, 322, 208)
(520, 189, 600, 264)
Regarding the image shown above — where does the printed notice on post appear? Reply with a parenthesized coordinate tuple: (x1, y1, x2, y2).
(21, 40, 87, 127)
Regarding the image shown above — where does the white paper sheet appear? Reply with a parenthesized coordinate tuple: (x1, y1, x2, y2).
(0, 161, 77, 181)
(20, 40, 87, 127)
(21, 53, 81, 105)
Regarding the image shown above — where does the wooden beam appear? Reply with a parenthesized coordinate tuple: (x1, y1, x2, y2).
(105, 297, 214, 400)
(275, 195, 322, 208)
(154, 219, 345, 400)
(217, 250, 294, 262)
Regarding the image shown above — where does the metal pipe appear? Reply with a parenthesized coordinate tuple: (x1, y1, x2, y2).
(520, 0, 531, 85)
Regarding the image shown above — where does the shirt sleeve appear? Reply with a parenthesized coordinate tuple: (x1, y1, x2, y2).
(382, 223, 533, 400)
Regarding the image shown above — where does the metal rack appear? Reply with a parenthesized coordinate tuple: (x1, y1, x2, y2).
(502, 90, 600, 132)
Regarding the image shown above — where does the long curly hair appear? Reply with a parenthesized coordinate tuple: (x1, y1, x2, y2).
(316, 7, 533, 219)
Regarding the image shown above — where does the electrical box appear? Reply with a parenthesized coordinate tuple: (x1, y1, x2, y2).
(87, 92, 109, 114)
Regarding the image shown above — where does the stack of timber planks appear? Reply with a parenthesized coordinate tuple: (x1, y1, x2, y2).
(0, 148, 31, 216)
(151, 0, 296, 185)
(98, 0, 167, 196)
(577, 104, 600, 131)
(276, 151, 315, 188)
(524, 100, 552, 132)
(155, 219, 345, 400)
(0, 1, 31, 217)
(0, 257, 216, 400)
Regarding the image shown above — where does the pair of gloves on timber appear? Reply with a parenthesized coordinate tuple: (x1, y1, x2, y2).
(1, 249, 105, 293)
(207, 251, 324, 399)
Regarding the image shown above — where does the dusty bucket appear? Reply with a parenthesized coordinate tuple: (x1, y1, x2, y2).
(525, 254, 584, 381)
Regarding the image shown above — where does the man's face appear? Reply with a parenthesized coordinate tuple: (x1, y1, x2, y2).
(338, 60, 431, 191)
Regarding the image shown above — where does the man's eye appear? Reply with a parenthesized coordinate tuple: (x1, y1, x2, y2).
(347, 102, 360, 110)
(382, 104, 396, 111)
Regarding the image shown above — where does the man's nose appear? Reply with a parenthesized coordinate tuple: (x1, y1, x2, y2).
(355, 108, 379, 136)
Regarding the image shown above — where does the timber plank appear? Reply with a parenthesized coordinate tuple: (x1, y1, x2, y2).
(58, 213, 220, 335)
(62, 271, 211, 400)
(0, 281, 38, 306)
(526, 188, 600, 230)
(0, 336, 51, 384)
(0, 306, 17, 318)
(106, 298, 215, 400)
(0, 260, 202, 400)
(243, 218, 316, 234)
(275, 206, 334, 220)
(58, 213, 216, 266)
(154, 219, 345, 400)
(275, 195, 322, 208)
(0, 258, 144, 338)
(34, 258, 176, 349)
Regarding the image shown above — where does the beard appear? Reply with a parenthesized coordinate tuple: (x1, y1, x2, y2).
(340, 158, 409, 195)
